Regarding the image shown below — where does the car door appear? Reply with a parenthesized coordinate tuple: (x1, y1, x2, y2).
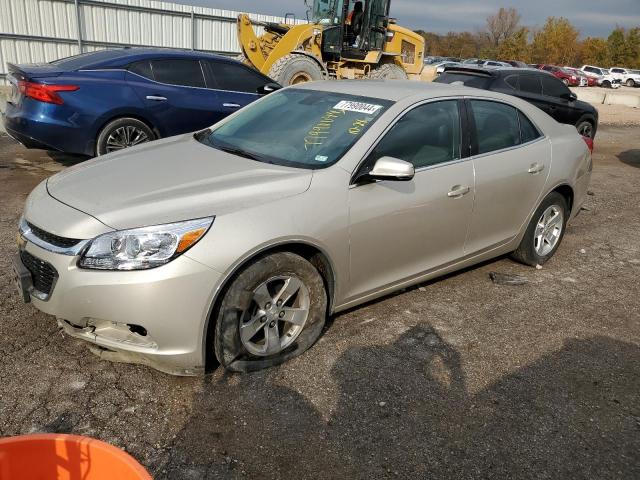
(464, 99, 550, 253)
(539, 74, 576, 125)
(347, 99, 475, 299)
(203, 59, 273, 118)
(126, 58, 221, 136)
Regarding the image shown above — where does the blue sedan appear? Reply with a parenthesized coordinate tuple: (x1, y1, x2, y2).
(2, 48, 280, 156)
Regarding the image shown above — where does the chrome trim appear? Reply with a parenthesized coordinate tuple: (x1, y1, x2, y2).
(19, 217, 90, 256)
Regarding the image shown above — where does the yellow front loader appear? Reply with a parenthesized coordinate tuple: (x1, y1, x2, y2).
(237, 0, 425, 85)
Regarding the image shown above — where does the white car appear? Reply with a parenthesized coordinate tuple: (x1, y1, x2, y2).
(580, 65, 622, 89)
(609, 67, 640, 88)
(434, 62, 461, 75)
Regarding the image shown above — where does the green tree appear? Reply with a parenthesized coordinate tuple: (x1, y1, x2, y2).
(531, 17, 580, 65)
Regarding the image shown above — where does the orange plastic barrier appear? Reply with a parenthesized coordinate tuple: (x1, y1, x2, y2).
(0, 434, 152, 480)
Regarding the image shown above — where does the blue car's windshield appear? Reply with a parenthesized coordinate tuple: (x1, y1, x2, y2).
(197, 89, 392, 169)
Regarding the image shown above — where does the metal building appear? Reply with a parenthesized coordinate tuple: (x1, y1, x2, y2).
(0, 0, 304, 84)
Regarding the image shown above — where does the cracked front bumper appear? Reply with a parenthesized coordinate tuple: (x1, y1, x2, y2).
(22, 240, 223, 376)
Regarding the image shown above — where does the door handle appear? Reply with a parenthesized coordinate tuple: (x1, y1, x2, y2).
(528, 163, 545, 174)
(447, 185, 471, 198)
(146, 95, 167, 101)
(223, 103, 241, 108)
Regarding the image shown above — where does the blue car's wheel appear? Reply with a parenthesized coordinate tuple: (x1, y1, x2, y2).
(96, 118, 155, 156)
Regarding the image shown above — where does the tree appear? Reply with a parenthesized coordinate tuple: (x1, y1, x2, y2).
(486, 7, 521, 47)
(608, 28, 630, 65)
(496, 27, 531, 62)
(579, 37, 610, 66)
(531, 17, 580, 65)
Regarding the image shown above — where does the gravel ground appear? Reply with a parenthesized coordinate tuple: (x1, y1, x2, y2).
(0, 125, 639, 479)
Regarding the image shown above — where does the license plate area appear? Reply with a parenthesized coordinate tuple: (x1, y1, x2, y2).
(12, 253, 33, 303)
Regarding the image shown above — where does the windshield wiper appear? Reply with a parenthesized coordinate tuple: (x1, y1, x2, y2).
(211, 142, 267, 162)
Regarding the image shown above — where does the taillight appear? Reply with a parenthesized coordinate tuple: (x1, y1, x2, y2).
(18, 81, 79, 105)
(582, 136, 594, 153)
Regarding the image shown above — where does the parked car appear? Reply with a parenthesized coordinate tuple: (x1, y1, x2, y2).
(538, 65, 581, 87)
(2, 48, 281, 156)
(580, 65, 622, 89)
(14, 81, 591, 375)
(435, 66, 599, 138)
(480, 60, 512, 68)
(503, 60, 529, 68)
(564, 67, 596, 87)
(609, 67, 640, 87)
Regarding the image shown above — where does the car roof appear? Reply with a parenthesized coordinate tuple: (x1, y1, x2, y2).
(292, 79, 506, 102)
(439, 65, 556, 78)
(51, 48, 230, 70)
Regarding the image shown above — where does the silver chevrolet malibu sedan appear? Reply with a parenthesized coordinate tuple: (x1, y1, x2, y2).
(13, 81, 592, 375)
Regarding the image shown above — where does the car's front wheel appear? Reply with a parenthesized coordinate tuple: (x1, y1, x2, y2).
(627, 79, 636, 87)
(96, 117, 155, 156)
(511, 192, 569, 266)
(576, 118, 595, 138)
(214, 252, 327, 372)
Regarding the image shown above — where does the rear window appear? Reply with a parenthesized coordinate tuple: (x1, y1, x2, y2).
(434, 72, 492, 89)
(541, 75, 570, 98)
(518, 74, 542, 95)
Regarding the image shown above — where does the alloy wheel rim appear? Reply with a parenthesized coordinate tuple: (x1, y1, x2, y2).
(534, 205, 564, 257)
(578, 123, 593, 137)
(106, 126, 150, 152)
(240, 275, 310, 357)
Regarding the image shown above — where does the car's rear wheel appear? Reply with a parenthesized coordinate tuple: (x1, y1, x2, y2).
(96, 118, 155, 156)
(602, 80, 612, 88)
(214, 252, 327, 372)
(562, 78, 570, 86)
(511, 192, 569, 267)
(627, 79, 636, 87)
(576, 119, 595, 138)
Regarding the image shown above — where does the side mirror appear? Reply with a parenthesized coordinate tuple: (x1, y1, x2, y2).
(257, 83, 282, 95)
(363, 156, 415, 182)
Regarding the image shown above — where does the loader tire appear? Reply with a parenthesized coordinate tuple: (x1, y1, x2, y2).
(366, 63, 408, 80)
(269, 54, 324, 85)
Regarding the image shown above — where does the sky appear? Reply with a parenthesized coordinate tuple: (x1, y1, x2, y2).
(169, 0, 640, 38)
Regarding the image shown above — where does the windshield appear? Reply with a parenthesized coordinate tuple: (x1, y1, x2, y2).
(197, 89, 392, 169)
(310, 0, 344, 24)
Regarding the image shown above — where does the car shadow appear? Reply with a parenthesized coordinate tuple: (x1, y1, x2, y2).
(46, 151, 90, 168)
(157, 326, 640, 479)
(618, 149, 640, 168)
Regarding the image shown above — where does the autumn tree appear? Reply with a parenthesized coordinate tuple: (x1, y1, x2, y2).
(579, 37, 610, 66)
(496, 27, 531, 62)
(486, 7, 521, 47)
(531, 17, 580, 65)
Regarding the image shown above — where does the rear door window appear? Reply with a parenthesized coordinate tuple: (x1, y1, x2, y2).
(518, 74, 542, 95)
(208, 61, 269, 94)
(469, 100, 521, 154)
(150, 59, 206, 88)
(518, 111, 542, 143)
(541, 75, 570, 98)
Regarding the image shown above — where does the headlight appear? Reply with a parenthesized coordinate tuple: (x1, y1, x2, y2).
(78, 217, 214, 270)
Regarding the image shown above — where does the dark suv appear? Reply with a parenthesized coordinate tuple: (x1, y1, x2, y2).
(434, 66, 598, 138)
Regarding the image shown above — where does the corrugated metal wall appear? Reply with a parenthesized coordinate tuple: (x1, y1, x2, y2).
(0, 0, 305, 84)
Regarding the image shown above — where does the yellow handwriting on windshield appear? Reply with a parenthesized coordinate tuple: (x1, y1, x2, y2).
(304, 108, 346, 151)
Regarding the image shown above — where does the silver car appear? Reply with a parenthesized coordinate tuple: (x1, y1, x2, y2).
(13, 81, 592, 375)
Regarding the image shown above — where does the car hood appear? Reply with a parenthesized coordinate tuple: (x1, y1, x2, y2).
(47, 134, 313, 230)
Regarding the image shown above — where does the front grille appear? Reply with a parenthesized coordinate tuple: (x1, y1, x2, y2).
(20, 250, 58, 296)
(27, 222, 81, 249)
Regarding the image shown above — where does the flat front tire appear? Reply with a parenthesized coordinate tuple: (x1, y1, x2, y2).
(511, 192, 569, 267)
(214, 252, 327, 372)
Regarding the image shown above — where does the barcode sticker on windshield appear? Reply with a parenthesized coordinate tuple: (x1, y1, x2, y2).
(333, 100, 382, 115)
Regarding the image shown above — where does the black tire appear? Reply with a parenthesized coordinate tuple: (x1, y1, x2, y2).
(268, 54, 324, 85)
(96, 117, 155, 156)
(626, 79, 636, 88)
(511, 192, 569, 267)
(576, 117, 596, 139)
(214, 252, 327, 373)
(562, 78, 570, 86)
(602, 80, 612, 89)
(366, 63, 408, 80)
